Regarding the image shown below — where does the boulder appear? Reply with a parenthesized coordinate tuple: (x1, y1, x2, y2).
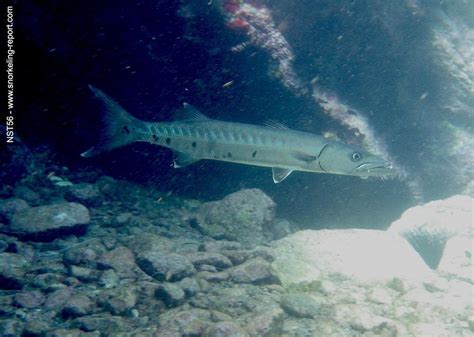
(195, 189, 276, 245)
(271, 229, 434, 290)
(388, 195, 473, 268)
(7, 202, 90, 241)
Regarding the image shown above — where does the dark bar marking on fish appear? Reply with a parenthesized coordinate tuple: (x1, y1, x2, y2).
(252, 150, 257, 158)
(122, 126, 130, 135)
(166, 138, 171, 145)
(192, 141, 197, 148)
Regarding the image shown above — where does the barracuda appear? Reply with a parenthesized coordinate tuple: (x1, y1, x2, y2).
(82, 86, 393, 182)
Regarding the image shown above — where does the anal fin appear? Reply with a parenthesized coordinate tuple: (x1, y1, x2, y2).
(272, 168, 294, 183)
(173, 151, 199, 168)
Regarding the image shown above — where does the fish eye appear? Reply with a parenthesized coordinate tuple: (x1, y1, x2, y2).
(351, 152, 362, 162)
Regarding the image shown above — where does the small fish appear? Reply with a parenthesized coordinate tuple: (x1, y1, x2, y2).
(222, 80, 234, 88)
(82, 86, 393, 183)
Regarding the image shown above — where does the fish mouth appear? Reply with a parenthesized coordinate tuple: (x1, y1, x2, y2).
(353, 161, 393, 176)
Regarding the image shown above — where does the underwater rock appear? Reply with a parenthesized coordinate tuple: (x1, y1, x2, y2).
(264, 218, 300, 241)
(13, 186, 41, 206)
(156, 309, 212, 336)
(63, 240, 105, 268)
(245, 307, 285, 337)
(62, 294, 96, 318)
(230, 257, 279, 285)
(195, 189, 276, 245)
(0, 319, 23, 337)
(334, 304, 397, 334)
(44, 287, 73, 311)
(127, 233, 174, 254)
(0, 197, 30, 223)
(186, 252, 233, 269)
(197, 270, 230, 283)
(73, 314, 130, 333)
(176, 277, 201, 297)
(45, 328, 89, 337)
(271, 229, 433, 289)
(280, 293, 323, 318)
(13, 290, 45, 309)
(65, 183, 104, 207)
(203, 321, 249, 337)
(136, 250, 196, 282)
(98, 269, 120, 289)
(68, 265, 99, 283)
(388, 195, 473, 268)
(156, 282, 186, 307)
(113, 212, 133, 227)
(0, 252, 30, 290)
(437, 235, 473, 283)
(22, 314, 53, 337)
(7, 202, 90, 241)
(97, 245, 141, 280)
(201, 240, 243, 252)
(99, 285, 137, 315)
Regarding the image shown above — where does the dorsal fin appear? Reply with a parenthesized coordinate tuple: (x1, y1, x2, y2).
(264, 119, 290, 130)
(175, 103, 211, 121)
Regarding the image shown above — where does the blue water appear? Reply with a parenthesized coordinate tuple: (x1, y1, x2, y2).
(4, 0, 474, 228)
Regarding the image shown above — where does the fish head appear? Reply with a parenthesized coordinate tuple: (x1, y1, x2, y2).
(318, 142, 393, 177)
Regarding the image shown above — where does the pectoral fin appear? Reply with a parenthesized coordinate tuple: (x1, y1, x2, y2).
(292, 151, 318, 163)
(173, 151, 199, 168)
(272, 168, 294, 183)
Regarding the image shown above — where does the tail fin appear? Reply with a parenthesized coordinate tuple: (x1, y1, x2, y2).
(81, 85, 141, 157)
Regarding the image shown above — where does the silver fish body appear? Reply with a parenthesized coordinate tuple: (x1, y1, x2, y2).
(82, 86, 393, 182)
